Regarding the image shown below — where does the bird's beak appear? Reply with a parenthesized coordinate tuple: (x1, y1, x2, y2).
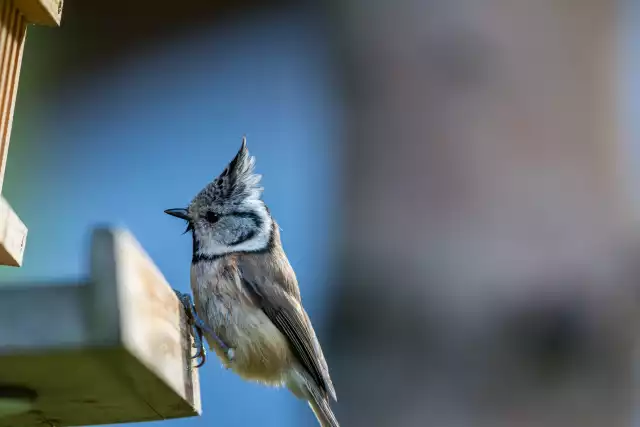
(164, 208, 191, 221)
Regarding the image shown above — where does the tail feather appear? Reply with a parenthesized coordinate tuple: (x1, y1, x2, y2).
(287, 369, 339, 427)
(307, 384, 339, 427)
(309, 397, 340, 427)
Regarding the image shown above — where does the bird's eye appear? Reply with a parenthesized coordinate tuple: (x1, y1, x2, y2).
(205, 211, 220, 223)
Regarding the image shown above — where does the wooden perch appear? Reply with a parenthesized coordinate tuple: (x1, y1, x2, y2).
(0, 227, 201, 426)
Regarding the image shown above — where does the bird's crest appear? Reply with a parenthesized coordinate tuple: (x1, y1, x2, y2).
(191, 136, 263, 210)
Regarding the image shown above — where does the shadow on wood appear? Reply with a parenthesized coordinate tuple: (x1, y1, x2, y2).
(0, 227, 201, 426)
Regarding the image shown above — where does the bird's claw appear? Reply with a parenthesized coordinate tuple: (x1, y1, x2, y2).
(191, 323, 207, 368)
(174, 289, 235, 367)
(174, 289, 209, 367)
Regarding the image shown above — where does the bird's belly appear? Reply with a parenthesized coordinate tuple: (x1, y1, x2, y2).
(204, 301, 292, 385)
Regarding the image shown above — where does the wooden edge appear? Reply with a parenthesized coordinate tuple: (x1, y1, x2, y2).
(13, 0, 62, 26)
(0, 197, 27, 267)
(0, 282, 124, 427)
(0, 346, 196, 427)
(90, 226, 202, 418)
(0, 281, 200, 426)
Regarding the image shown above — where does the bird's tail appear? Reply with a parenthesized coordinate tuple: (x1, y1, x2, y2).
(307, 387, 339, 427)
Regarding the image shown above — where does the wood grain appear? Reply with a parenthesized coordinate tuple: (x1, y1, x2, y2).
(0, 0, 26, 197)
(90, 227, 202, 419)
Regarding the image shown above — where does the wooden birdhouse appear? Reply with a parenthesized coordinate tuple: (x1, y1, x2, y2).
(0, 0, 63, 267)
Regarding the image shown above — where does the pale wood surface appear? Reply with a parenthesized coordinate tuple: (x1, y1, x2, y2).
(13, 0, 62, 26)
(90, 228, 202, 419)
(0, 196, 26, 266)
(0, 1, 29, 265)
(0, 0, 26, 198)
(0, 228, 201, 426)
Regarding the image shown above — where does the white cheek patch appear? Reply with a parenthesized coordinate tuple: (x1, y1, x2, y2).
(195, 208, 272, 257)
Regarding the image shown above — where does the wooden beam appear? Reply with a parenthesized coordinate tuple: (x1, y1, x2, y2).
(0, 196, 26, 266)
(0, 0, 32, 268)
(12, 0, 62, 26)
(0, 227, 201, 426)
(0, 0, 65, 269)
(0, 0, 27, 198)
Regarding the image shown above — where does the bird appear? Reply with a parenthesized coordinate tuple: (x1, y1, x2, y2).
(165, 136, 339, 427)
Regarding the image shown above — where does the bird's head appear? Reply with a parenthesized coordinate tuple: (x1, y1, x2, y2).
(165, 137, 272, 260)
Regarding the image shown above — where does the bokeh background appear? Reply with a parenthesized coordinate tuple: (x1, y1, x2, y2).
(2, 0, 640, 426)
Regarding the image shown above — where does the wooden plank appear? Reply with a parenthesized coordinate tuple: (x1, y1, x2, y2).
(0, 196, 26, 266)
(89, 227, 202, 419)
(12, 0, 62, 26)
(0, 227, 201, 426)
(0, 0, 26, 198)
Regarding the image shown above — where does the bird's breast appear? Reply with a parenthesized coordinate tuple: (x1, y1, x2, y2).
(190, 260, 292, 384)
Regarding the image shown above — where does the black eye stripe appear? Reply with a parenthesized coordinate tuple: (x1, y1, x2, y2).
(205, 211, 220, 223)
(229, 211, 263, 228)
(226, 229, 258, 247)
(202, 211, 262, 228)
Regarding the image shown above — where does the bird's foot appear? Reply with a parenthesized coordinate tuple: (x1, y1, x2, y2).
(173, 289, 235, 366)
(174, 289, 208, 367)
(190, 309, 236, 364)
(191, 322, 207, 368)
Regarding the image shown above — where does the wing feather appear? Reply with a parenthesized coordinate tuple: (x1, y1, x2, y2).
(239, 260, 337, 401)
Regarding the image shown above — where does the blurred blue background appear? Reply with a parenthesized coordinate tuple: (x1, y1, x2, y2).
(2, 1, 640, 427)
(3, 3, 340, 426)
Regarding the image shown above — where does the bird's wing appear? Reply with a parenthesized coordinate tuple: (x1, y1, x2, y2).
(238, 258, 337, 401)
